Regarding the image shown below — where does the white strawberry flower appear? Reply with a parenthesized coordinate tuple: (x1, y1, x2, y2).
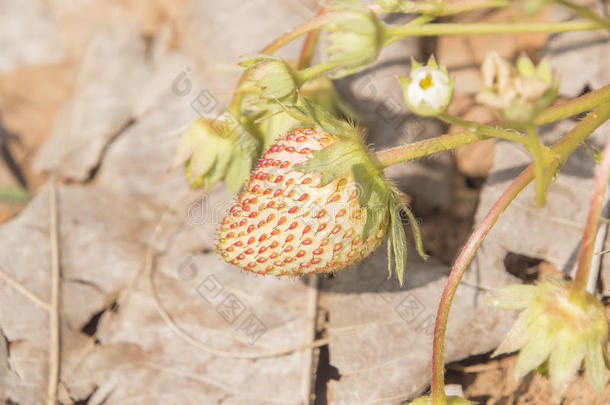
(399, 57, 454, 117)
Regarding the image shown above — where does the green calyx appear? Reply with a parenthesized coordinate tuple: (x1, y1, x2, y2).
(174, 117, 261, 194)
(488, 278, 610, 394)
(292, 99, 426, 284)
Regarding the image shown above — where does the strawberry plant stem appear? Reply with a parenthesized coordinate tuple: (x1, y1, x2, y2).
(384, 20, 601, 45)
(549, 102, 610, 169)
(297, 4, 328, 70)
(525, 125, 550, 207)
(535, 84, 610, 125)
(429, 102, 610, 404)
(573, 140, 610, 291)
(431, 164, 535, 404)
(438, 112, 526, 143)
(376, 131, 487, 168)
(297, 62, 342, 83)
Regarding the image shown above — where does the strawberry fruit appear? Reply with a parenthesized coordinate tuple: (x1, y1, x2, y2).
(217, 124, 424, 282)
(218, 127, 386, 276)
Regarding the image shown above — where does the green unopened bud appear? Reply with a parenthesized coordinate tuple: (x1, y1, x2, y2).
(487, 279, 609, 394)
(325, 0, 385, 77)
(409, 395, 472, 405)
(477, 52, 558, 123)
(399, 57, 454, 117)
(240, 55, 299, 104)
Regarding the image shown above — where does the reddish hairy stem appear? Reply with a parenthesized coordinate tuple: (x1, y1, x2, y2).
(573, 140, 610, 291)
(297, 4, 328, 69)
(430, 166, 535, 403)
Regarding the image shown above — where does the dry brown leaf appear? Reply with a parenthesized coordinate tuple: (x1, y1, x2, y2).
(33, 26, 150, 181)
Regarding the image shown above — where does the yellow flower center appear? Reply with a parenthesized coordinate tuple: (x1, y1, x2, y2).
(419, 74, 434, 90)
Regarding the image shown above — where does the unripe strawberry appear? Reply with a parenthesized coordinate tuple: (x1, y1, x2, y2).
(217, 127, 387, 276)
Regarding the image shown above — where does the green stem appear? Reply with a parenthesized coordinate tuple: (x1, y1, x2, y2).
(438, 112, 526, 143)
(535, 84, 610, 125)
(573, 140, 610, 291)
(429, 102, 610, 404)
(554, 0, 610, 30)
(550, 102, 610, 168)
(525, 125, 549, 207)
(383, 20, 601, 46)
(376, 131, 488, 168)
(296, 62, 342, 84)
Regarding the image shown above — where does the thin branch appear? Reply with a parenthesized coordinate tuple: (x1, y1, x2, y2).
(0, 266, 50, 311)
(47, 178, 61, 405)
(300, 276, 319, 405)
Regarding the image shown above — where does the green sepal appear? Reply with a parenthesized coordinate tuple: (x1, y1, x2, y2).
(388, 197, 408, 285)
(176, 115, 262, 193)
(224, 154, 253, 194)
(402, 202, 427, 260)
(300, 76, 362, 125)
(517, 54, 537, 78)
(352, 162, 389, 243)
(385, 194, 426, 285)
(299, 96, 361, 140)
(294, 138, 368, 186)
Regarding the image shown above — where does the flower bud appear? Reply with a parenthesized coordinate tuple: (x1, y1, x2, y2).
(488, 279, 609, 394)
(325, 0, 385, 77)
(476, 52, 558, 123)
(399, 57, 454, 117)
(240, 55, 299, 104)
